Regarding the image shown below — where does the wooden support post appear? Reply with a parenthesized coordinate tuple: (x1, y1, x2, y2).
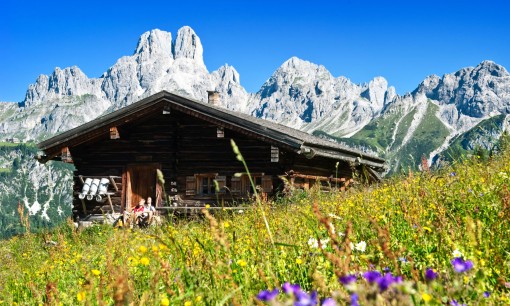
(106, 193, 114, 213)
(80, 198, 87, 215)
(109, 176, 119, 192)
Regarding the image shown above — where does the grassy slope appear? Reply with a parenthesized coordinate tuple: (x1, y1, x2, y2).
(441, 114, 507, 162)
(1, 148, 510, 304)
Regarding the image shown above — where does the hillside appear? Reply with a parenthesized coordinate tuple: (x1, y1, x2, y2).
(0, 146, 509, 304)
(0, 143, 73, 239)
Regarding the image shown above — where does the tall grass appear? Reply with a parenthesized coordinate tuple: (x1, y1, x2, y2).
(0, 150, 510, 304)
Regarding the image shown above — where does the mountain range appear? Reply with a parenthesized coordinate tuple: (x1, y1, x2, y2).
(1, 26, 510, 173)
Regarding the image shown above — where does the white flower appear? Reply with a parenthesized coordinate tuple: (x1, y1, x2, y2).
(308, 237, 329, 249)
(349, 241, 367, 252)
(355, 241, 367, 252)
(452, 249, 463, 258)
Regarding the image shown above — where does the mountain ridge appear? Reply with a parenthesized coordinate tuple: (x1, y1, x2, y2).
(1, 27, 509, 172)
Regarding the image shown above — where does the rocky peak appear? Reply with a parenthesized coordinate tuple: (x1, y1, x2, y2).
(361, 76, 388, 114)
(172, 26, 204, 66)
(23, 66, 99, 107)
(474, 60, 509, 78)
(134, 29, 173, 58)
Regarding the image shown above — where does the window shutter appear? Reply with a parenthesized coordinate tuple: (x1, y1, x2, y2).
(215, 175, 226, 193)
(231, 176, 242, 194)
(262, 175, 273, 193)
(186, 176, 196, 196)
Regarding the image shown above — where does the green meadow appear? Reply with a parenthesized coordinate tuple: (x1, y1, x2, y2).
(1, 148, 510, 305)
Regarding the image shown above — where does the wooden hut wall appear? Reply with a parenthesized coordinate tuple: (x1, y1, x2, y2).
(70, 109, 290, 210)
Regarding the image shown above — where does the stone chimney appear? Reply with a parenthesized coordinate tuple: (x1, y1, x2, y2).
(207, 90, 220, 106)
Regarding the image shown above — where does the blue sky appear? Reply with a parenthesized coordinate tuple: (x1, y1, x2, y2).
(1, 0, 509, 102)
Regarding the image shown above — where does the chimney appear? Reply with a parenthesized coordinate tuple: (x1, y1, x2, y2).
(207, 90, 220, 106)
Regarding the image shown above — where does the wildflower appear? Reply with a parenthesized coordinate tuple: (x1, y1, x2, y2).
(77, 291, 86, 302)
(195, 296, 202, 302)
(256, 288, 279, 301)
(423, 226, 432, 233)
(294, 290, 318, 306)
(205, 204, 210, 208)
(422, 293, 432, 302)
(223, 221, 230, 228)
(91, 269, 101, 276)
(376, 273, 402, 292)
(140, 257, 150, 266)
(282, 282, 301, 295)
(161, 297, 170, 306)
(350, 293, 359, 306)
(321, 298, 337, 306)
(483, 291, 490, 298)
(138, 246, 148, 254)
(237, 259, 247, 267)
(450, 299, 466, 306)
(398, 257, 408, 264)
(184, 301, 192, 306)
(450, 172, 456, 176)
(350, 241, 367, 252)
(425, 268, 438, 281)
(308, 237, 329, 249)
(355, 241, 366, 252)
(339, 274, 357, 285)
(296, 258, 304, 265)
(451, 257, 474, 273)
(452, 249, 463, 258)
(363, 270, 382, 283)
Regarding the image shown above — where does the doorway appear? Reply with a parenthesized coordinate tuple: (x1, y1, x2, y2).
(124, 163, 162, 211)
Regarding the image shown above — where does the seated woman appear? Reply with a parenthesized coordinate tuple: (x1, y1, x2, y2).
(123, 199, 145, 228)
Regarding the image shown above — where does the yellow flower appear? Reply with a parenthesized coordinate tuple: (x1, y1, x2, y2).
(195, 296, 202, 302)
(422, 293, 432, 302)
(237, 259, 247, 267)
(296, 258, 303, 265)
(140, 257, 150, 266)
(160, 297, 170, 306)
(205, 204, 210, 208)
(138, 246, 148, 254)
(223, 221, 230, 228)
(184, 301, 192, 306)
(77, 291, 86, 301)
(91, 269, 101, 276)
(423, 226, 432, 233)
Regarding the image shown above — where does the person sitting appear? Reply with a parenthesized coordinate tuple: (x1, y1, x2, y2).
(143, 197, 156, 225)
(131, 199, 146, 227)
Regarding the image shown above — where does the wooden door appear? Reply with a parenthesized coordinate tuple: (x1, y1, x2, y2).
(124, 164, 161, 211)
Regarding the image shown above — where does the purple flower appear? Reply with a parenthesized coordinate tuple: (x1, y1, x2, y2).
(257, 288, 279, 301)
(483, 291, 490, 298)
(282, 282, 301, 295)
(363, 270, 382, 283)
(321, 298, 337, 306)
(339, 274, 357, 285)
(294, 290, 318, 306)
(350, 293, 359, 306)
(376, 273, 402, 292)
(450, 172, 456, 176)
(451, 257, 474, 273)
(450, 299, 466, 306)
(425, 268, 438, 281)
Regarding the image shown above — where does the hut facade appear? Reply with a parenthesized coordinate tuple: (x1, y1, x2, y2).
(36, 91, 385, 217)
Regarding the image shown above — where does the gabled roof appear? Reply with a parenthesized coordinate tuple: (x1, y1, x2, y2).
(37, 91, 386, 171)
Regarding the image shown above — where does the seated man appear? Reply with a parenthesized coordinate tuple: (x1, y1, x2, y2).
(142, 197, 156, 226)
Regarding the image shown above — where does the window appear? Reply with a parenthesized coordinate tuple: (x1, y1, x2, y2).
(217, 127, 224, 138)
(186, 173, 224, 196)
(271, 146, 279, 162)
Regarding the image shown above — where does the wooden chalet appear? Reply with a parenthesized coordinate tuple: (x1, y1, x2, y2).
(36, 91, 386, 218)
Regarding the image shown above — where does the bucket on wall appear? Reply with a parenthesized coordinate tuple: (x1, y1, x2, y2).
(79, 178, 93, 200)
(87, 179, 100, 201)
(95, 178, 110, 201)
